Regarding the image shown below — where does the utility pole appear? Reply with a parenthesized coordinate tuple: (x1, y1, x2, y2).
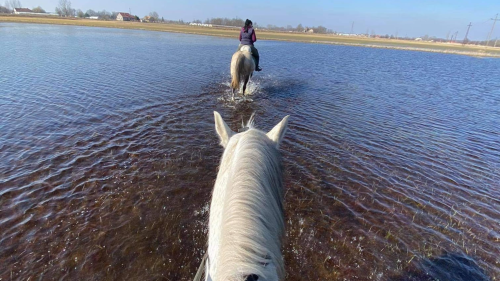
(486, 14, 499, 47)
(351, 21, 354, 34)
(463, 22, 472, 45)
(395, 31, 398, 39)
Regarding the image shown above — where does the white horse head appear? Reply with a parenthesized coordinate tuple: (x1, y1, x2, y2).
(205, 111, 289, 281)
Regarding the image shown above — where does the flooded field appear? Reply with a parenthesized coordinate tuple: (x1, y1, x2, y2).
(1, 23, 499, 280)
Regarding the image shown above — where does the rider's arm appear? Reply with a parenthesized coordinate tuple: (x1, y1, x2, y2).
(252, 29, 257, 43)
(239, 29, 242, 42)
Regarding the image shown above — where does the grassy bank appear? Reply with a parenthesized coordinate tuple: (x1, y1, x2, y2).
(2, 15, 500, 58)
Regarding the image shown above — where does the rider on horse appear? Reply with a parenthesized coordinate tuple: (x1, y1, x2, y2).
(237, 19, 262, 72)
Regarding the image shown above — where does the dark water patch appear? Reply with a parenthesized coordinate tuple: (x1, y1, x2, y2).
(389, 252, 491, 281)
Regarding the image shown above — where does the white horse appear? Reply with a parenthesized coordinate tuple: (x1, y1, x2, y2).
(196, 111, 289, 281)
(230, 46, 255, 101)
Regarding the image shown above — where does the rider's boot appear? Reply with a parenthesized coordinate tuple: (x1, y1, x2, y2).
(253, 54, 262, 71)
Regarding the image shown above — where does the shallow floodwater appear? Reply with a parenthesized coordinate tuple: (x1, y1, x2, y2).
(1, 23, 499, 281)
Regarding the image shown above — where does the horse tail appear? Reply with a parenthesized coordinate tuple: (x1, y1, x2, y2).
(231, 53, 245, 91)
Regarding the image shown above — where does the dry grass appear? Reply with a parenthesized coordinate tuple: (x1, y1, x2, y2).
(2, 14, 500, 57)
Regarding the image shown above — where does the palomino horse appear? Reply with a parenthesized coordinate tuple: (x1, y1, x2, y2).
(230, 46, 255, 100)
(196, 112, 289, 281)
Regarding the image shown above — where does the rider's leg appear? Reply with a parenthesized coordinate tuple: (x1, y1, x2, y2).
(250, 45, 261, 71)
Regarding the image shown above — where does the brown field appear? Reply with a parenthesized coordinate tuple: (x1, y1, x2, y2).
(2, 14, 500, 57)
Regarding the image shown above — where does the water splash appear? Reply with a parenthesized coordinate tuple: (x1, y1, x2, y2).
(217, 79, 262, 104)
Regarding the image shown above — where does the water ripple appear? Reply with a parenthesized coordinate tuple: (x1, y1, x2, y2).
(1, 23, 499, 281)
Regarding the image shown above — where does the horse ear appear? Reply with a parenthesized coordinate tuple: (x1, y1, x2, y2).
(214, 111, 234, 148)
(266, 115, 290, 148)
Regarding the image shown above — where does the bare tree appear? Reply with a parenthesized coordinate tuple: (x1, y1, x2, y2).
(296, 23, 304, 32)
(32, 6, 45, 13)
(313, 26, 327, 33)
(5, 0, 21, 9)
(85, 9, 96, 16)
(0, 5, 11, 13)
(76, 9, 84, 18)
(56, 0, 74, 17)
(149, 11, 159, 22)
(96, 10, 111, 20)
(5, 0, 22, 10)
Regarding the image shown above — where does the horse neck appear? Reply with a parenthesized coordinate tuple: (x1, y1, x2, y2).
(215, 131, 285, 280)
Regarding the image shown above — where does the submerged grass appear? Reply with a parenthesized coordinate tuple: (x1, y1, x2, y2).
(2, 15, 500, 57)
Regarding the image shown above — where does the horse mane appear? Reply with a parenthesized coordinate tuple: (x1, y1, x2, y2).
(213, 128, 285, 281)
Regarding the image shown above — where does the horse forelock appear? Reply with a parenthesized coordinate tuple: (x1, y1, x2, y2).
(238, 113, 256, 133)
(210, 129, 285, 281)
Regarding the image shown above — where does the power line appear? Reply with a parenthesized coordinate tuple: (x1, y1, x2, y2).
(463, 22, 472, 45)
(486, 14, 499, 47)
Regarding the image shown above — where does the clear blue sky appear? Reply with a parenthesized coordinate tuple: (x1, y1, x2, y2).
(16, 0, 500, 40)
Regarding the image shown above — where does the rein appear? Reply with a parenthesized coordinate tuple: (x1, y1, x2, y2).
(193, 252, 208, 281)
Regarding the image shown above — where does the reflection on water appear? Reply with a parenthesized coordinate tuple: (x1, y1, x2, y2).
(1, 23, 500, 280)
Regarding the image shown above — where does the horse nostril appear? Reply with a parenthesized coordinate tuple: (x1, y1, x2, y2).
(245, 274, 259, 281)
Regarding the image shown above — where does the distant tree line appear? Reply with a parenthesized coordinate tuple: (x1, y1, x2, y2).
(193, 17, 330, 34)
(197, 17, 245, 27)
(261, 23, 328, 33)
(82, 9, 119, 20)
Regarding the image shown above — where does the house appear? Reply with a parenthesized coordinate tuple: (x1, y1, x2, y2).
(14, 8, 33, 14)
(142, 15, 152, 22)
(415, 38, 422, 41)
(116, 12, 135, 21)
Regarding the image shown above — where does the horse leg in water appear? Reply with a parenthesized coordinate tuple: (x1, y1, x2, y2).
(242, 75, 250, 96)
(231, 87, 236, 101)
